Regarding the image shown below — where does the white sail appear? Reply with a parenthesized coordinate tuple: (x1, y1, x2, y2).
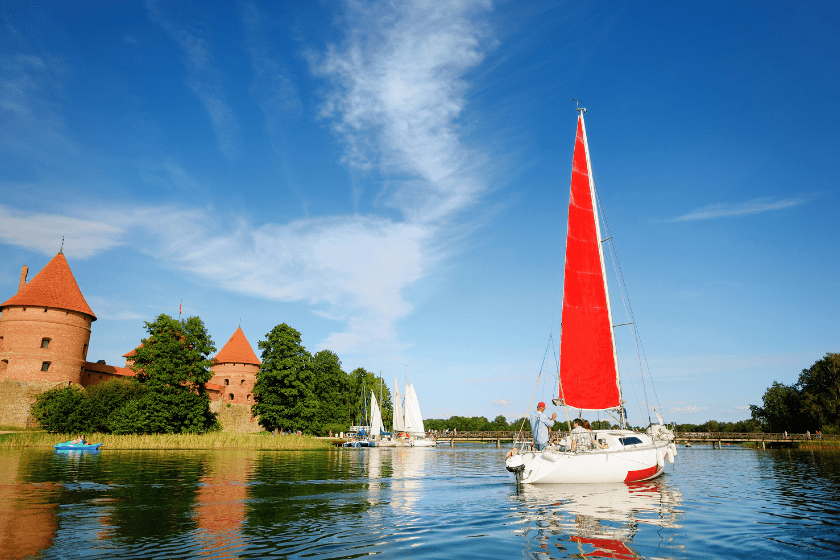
(393, 375, 405, 432)
(370, 391, 384, 438)
(403, 383, 426, 437)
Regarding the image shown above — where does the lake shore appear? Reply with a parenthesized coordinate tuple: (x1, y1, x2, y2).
(0, 431, 333, 450)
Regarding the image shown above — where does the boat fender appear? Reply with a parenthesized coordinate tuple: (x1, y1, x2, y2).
(666, 447, 675, 464)
(543, 450, 559, 462)
(506, 454, 525, 473)
(670, 442, 677, 456)
(656, 448, 665, 468)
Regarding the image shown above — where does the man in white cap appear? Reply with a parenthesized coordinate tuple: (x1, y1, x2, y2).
(530, 402, 556, 451)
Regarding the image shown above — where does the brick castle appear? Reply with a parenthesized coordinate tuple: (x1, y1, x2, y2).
(0, 251, 262, 431)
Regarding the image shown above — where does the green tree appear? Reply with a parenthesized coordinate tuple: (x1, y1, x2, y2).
(750, 381, 802, 433)
(30, 385, 90, 433)
(124, 314, 218, 434)
(252, 323, 318, 433)
(797, 353, 840, 433)
(311, 349, 351, 435)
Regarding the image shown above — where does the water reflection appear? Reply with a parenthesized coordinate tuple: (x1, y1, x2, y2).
(0, 450, 59, 559)
(512, 480, 683, 559)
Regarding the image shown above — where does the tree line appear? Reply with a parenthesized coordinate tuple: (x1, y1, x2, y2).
(31, 315, 391, 436)
(750, 353, 839, 434)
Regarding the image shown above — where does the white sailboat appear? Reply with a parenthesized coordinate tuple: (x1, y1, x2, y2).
(504, 107, 675, 483)
(404, 382, 436, 447)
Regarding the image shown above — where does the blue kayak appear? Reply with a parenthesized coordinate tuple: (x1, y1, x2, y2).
(54, 441, 103, 450)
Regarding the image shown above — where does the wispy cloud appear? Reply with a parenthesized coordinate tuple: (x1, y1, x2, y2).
(670, 196, 808, 221)
(0, 205, 124, 259)
(492, 398, 511, 406)
(144, 0, 239, 160)
(312, 0, 494, 223)
(669, 405, 708, 414)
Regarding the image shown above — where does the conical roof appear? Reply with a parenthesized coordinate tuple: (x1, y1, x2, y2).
(213, 327, 260, 365)
(1, 253, 96, 320)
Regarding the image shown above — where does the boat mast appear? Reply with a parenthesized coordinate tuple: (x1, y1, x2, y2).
(578, 107, 624, 427)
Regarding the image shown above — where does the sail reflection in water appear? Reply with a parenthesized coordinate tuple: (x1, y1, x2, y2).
(512, 480, 682, 559)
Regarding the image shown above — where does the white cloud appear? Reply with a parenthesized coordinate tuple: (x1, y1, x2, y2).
(312, 0, 494, 223)
(0, 205, 124, 259)
(492, 398, 511, 406)
(669, 405, 709, 414)
(670, 196, 808, 222)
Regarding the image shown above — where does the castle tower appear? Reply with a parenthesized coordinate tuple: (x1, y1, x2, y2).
(0, 252, 96, 385)
(209, 327, 260, 405)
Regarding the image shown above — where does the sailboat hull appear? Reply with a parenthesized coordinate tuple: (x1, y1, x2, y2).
(505, 431, 672, 484)
(409, 438, 436, 447)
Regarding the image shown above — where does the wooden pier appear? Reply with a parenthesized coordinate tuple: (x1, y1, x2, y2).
(423, 431, 837, 449)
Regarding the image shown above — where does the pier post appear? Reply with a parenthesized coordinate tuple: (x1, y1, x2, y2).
(762, 441, 765, 450)
(450, 438, 454, 447)
(496, 438, 500, 448)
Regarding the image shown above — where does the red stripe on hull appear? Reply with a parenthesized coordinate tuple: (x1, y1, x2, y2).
(624, 465, 661, 482)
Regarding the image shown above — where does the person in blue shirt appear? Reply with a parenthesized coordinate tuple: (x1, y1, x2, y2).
(530, 402, 556, 451)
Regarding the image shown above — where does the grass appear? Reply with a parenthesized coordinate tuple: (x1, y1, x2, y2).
(0, 431, 333, 450)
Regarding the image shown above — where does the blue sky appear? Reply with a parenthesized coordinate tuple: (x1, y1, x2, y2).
(1, 1, 837, 426)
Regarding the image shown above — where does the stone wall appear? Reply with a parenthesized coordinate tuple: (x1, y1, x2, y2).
(210, 400, 263, 433)
(0, 379, 61, 427)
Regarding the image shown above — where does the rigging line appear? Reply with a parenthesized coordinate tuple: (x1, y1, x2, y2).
(515, 336, 555, 453)
(592, 177, 654, 424)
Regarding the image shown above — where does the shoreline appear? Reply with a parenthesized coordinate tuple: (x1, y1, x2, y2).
(0, 431, 334, 450)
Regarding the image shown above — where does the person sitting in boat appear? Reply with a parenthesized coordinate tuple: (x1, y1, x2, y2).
(530, 402, 557, 451)
(570, 419, 606, 452)
(71, 435, 85, 444)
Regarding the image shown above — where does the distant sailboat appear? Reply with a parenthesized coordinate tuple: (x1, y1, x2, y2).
(404, 382, 436, 447)
(504, 107, 675, 483)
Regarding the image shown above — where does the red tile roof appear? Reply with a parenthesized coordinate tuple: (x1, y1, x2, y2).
(84, 361, 136, 377)
(213, 327, 260, 365)
(1, 253, 96, 319)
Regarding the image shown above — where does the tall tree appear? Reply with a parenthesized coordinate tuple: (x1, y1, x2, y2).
(121, 314, 217, 434)
(751, 381, 803, 433)
(312, 349, 351, 433)
(797, 353, 840, 432)
(252, 323, 318, 433)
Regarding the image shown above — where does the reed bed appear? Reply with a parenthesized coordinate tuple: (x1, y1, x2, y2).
(0, 431, 334, 450)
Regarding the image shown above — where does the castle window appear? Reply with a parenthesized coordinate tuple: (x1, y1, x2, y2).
(247, 394, 251, 402)
(225, 379, 230, 385)
(240, 379, 245, 386)
(229, 393, 234, 401)
(41, 362, 51, 371)
(83, 344, 88, 358)
(41, 338, 51, 349)
(44, 308, 48, 313)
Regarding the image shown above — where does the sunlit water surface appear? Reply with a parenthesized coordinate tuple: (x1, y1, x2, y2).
(1, 444, 839, 559)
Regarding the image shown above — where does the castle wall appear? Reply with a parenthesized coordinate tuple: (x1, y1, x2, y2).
(0, 379, 62, 427)
(0, 307, 92, 386)
(209, 362, 258, 405)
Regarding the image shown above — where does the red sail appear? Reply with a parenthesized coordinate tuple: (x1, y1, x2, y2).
(559, 115, 620, 410)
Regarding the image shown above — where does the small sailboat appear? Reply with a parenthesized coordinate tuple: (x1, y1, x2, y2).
(504, 107, 675, 483)
(404, 382, 436, 447)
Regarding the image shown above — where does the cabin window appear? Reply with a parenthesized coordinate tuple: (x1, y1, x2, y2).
(41, 338, 51, 349)
(619, 437, 643, 446)
(41, 361, 51, 371)
(225, 379, 230, 385)
(228, 393, 234, 401)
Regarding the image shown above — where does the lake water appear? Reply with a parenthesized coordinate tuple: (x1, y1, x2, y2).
(2, 444, 839, 559)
